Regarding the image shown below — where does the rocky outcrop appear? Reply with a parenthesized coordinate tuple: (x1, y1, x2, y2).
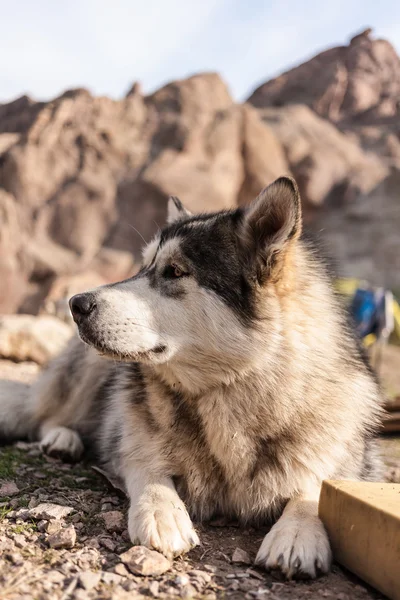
(248, 29, 400, 125)
(0, 74, 289, 313)
(311, 169, 400, 288)
(0, 31, 399, 314)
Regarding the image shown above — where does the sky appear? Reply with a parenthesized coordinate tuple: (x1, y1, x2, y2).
(1, 0, 399, 104)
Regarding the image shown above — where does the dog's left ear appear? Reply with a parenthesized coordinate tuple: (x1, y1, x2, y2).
(241, 176, 302, 282)
(167, 196, 191, 224)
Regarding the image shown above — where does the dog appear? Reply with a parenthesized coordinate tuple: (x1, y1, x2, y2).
(0, 176, 383, 579)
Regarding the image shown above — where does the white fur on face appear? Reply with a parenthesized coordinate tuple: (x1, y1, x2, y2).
(79, 236, 270, 378)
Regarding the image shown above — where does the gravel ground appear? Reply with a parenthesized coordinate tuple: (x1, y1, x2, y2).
(0, 359, 399, 600)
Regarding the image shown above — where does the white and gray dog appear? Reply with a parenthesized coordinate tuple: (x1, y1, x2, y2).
(0, 176, 383, 579)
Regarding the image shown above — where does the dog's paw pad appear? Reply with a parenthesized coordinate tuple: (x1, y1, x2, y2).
(40, 426, 84, 461)
(255, 517, 332, 579)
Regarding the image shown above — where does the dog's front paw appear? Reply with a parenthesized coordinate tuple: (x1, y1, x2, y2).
(128, 497, 200, 559)
(40, 426, 84, 461)
(255, 516, 332, 579)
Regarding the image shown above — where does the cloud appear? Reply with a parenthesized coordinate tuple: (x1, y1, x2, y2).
(0, 0, 399, 103)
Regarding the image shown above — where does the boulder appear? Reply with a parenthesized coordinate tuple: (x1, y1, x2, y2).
(0, 315, 73, 364)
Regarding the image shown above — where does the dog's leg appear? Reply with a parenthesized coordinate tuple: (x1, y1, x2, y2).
(255, 485, 332, 579)
(39, 420, 84, 462)
(125, 467, 200, 559)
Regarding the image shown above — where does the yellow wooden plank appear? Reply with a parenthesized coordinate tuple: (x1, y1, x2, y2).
(319, 481, 400, 600)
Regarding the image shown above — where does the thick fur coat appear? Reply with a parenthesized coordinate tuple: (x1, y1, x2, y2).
(0, 177, 383, 579)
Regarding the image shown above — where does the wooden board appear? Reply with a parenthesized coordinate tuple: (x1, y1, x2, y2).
(319, 480, 400, 600)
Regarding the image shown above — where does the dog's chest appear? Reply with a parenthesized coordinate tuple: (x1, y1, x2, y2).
(157, 386, 275, 519)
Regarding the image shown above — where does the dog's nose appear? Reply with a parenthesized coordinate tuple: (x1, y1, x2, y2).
(69, 293, 97, 323)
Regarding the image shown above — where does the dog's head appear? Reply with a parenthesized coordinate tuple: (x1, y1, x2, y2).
(70, 176, 302, 389)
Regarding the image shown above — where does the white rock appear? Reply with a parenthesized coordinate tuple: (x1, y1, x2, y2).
(29, 502, 74, 520)
(0, 315, 73, 364)
(78, 571, 101, 591)
(47, 525, 76, 549)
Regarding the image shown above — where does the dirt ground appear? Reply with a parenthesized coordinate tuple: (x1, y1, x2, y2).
(0, 357, 399, 600)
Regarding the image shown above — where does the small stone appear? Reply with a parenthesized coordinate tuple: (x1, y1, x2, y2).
(203, 564, 218, 573)
(247, 568, 265, 580)
(78, 571, 101, 590)
(101, 571, 124, 585)
(232, 547, 251, 564)
(48, 525, 76, 549)
(120, 546, 171, 576)
(13, 508, 30, 521)
(181, 585, 198, 598)
(0, 481, 19, 496)
(37, 520, 48, 532)
(148, 581, 160, 596)
(7, 552, 24, 565)
(30, 503, 74, 520)
(188, 570, 212, 584)
(113, 563, 130, 577)
(47, 571, 65, 583)
(121, 529, 130, 542)
(100, 510, 124, 532)
(176, 574, 190, 586)
(71, 513, 83, 523)
(73, 591, 88, 600)
(13, 534, 27, 548)
(28, 498, 40, 509)
(46, 520, 63, 535)
(101, 502, 114, 511)
(99, 537, 116, 551)
(33, 471, 47, 479)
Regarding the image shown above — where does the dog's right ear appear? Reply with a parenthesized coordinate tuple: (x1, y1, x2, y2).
(167, 196, 191, 224)
(240, 176, 302, 283)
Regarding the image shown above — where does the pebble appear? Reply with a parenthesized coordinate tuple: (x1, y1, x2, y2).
(120, 546, 171, 576)
(78, 570, 101, 590)
(113, 563, 130, 577)
(188, 569, 212, 584)
(181, 584, 198, 598)
(0, 481, 20, 497)
(46, 520, 63, 535)
(148, 581, 160, 596)
(7, 552, 24, 565)
(175, 574, 190, 586)
(48, 525, 76, 549)
(100, 510, 124, 532)
(232, 547, 252, 564)
(101, 571, 124, 585)
(247, 568, 265, 580)
(13, 534, 27, 548)
(73, 591, 89, 600)
(30, 503, 74, 520)
(12, 508, 30, 521)
(99, 537, 117, 551)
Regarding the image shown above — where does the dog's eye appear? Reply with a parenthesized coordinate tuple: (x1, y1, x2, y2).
(163, 264, 186, 279)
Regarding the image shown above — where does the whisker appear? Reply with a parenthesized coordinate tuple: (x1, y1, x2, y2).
(127, 223, 147, 245)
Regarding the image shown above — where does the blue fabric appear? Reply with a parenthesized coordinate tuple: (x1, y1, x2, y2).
(350, 288, 379, 338)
